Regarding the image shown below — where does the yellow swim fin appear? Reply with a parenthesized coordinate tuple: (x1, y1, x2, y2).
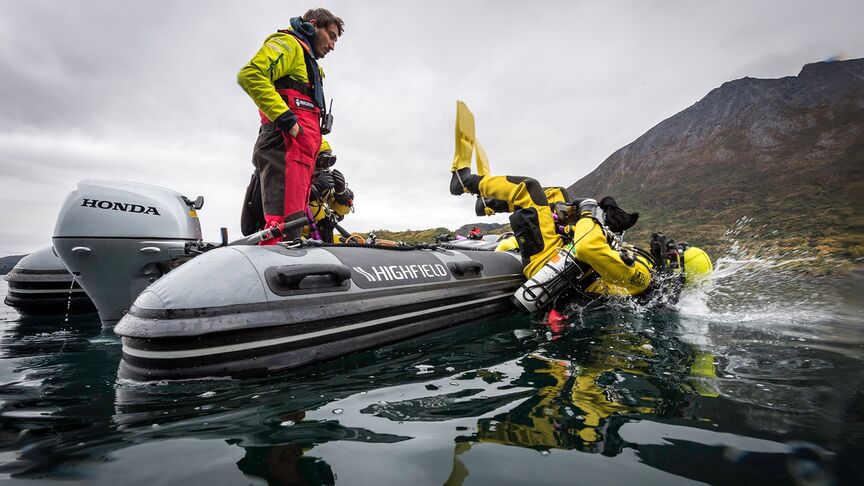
(451, 101, 475, 172)
(475, 140, 490, 177)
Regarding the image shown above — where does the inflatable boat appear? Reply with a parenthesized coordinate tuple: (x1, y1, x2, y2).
(52, 180, 524, 380)
(116, 243, 522, 380)
(3, 246, 96, 315)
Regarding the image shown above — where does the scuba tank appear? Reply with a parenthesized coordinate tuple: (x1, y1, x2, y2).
(512, 243, 584, 313)
(512, 201, 599, 313)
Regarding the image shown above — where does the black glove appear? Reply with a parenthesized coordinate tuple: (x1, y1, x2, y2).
(334, 187, 354, 206)
(619, 249, 636, 266)
(309, 171, 335, 201)
(599, 196, 639, 233)
(274, 111, 302, 136)
(331, 169, 346, 194)
(650, 232, 670, 270)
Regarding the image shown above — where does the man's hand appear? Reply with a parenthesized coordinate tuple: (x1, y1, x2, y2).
(275, 111, 303, 137)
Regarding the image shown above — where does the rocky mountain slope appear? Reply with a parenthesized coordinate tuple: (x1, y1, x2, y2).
(568, 58, 864, 258)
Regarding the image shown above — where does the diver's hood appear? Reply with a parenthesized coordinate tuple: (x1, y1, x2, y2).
(599, 196, 639, 233)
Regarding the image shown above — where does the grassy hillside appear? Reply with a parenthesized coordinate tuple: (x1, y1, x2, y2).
(568, 59, 864, 260)
(366, 224, 513, 245)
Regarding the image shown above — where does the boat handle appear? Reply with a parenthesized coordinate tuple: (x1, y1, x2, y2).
(448, 261, 484, 277)
(275, 264, 352, 288)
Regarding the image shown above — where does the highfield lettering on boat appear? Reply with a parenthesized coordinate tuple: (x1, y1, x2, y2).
(80, 199, 161, 216)
(352, 263, 449, 282)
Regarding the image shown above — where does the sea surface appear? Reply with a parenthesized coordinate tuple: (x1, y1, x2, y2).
(1, 243, 862, 485)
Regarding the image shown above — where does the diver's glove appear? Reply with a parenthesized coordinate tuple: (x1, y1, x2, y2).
(331, 169, 347, 194)
(309, 171, 335, 201)
(274, 110, 302, 136)
(599, 196, 639, 233)
(619, 248, 636, 266)
(334, 188, 354, 207)
(650, 232, 670, 270)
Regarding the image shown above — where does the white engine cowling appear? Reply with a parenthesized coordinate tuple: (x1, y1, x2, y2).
(53, 180, 203, 324)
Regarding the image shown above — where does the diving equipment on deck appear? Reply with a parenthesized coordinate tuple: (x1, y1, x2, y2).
(441, 234, 515, 252)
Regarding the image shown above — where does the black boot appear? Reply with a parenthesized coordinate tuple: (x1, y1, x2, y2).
(450, 168, 470, 195)
(475, 197, 510, 216)
(474, 197, 488, 216)
(450, 168, 482, 196)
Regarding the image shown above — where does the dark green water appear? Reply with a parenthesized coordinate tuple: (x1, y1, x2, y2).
(1, 256, 862, 485)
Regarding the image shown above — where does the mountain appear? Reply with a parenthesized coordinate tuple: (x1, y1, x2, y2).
(0, 254, 25, 275)
(368, 223, 511, 245)
(568, 58, 864, 259)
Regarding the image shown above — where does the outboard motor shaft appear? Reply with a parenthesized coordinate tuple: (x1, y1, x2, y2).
(52, 180, 203, 324)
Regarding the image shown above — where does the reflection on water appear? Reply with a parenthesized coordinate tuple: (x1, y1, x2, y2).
(0, 242, 863, 485)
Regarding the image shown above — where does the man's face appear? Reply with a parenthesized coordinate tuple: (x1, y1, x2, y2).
(311, 21, 340, 59)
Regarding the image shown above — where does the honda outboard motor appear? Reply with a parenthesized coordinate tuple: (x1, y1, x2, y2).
(53, 180, 203, 324)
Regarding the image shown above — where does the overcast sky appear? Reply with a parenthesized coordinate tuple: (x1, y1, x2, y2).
(1, 0, 862, 255)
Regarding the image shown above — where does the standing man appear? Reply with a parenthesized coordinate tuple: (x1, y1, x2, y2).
(238, 8, 344, 244)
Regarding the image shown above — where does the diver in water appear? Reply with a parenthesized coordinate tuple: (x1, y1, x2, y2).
(451, 166, 651, 310)
(448, 101, 711, 312)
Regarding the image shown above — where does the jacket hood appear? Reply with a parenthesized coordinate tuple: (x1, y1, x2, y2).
(289, 16, 318, 58)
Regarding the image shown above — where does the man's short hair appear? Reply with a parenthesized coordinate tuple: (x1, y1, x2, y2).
(303, 8, 345, 36)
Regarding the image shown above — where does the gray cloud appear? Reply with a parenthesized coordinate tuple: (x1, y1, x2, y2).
(1, 0, 863, 254)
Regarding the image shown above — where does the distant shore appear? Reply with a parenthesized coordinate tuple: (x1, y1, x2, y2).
(0, 254, 25, 275)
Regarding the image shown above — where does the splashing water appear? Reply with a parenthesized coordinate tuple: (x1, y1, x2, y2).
(675, 217, 854, 337)
(677, 256, 834, 323)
